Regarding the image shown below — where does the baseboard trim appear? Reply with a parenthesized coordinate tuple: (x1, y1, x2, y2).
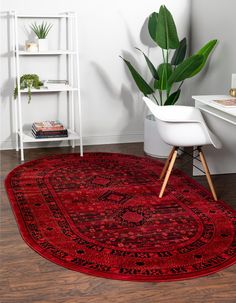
(0, 133, 144, 151)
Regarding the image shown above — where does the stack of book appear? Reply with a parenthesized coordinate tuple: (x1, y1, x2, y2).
(32, 121, 68, 139)
(43, 80, 70, 90)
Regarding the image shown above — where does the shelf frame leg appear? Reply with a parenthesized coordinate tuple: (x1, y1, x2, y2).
(68, 13, 75, 148)
(74, 13, 83, 156)
(14, 12, 24, 161)
(11, 12, 19, 151)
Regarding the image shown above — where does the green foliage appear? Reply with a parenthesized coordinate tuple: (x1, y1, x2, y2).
(155, 5, 179, 49)
(171, 38, 187, 66)
(121, 5, 218, 106)
(164, 89, 181, 105)
(190, 39, 218, 77)
(14, 74, 43, 103)
(155, 63, 172, 90)
(148, 12, 159, 43)
(30, 21, 53, 39)
(168, 55, 205, 86)
(135, 48, 159, 80)
(120, 57, 154, 96)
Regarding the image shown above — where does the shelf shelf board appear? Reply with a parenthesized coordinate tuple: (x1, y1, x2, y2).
(18, 129, 80, 143)
(17, 50, 76, 55)
(20, 86, 78, 93)
(16, 14, 71, 19)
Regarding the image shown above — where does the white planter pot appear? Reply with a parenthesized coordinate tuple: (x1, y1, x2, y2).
(144, 114, 172, 158)
(38, 39, 49, 51)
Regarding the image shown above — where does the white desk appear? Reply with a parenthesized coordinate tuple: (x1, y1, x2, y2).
(192, 95, 236, 175)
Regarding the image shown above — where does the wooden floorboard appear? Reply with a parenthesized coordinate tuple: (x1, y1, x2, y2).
(1, 143, 236, 303)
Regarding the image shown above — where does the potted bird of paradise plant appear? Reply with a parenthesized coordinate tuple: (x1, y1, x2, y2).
(121, 5, 218, 157)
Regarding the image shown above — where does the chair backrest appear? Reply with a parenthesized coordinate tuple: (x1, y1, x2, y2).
(143, 97, 222, 149)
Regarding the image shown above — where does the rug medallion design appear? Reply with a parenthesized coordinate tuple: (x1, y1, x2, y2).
(5, 153, 236, 281)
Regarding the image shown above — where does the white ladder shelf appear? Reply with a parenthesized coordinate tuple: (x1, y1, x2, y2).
(11, 11, 83, 161)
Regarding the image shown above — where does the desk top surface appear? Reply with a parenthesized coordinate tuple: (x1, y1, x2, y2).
(192, 95, 236, 117)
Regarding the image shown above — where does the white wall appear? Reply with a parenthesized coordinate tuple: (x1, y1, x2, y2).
(0, 0, 190, 150)
(189, 0, 236, 99)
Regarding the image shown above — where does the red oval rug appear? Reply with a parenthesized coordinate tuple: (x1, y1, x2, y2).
(5, 153, 236, 282)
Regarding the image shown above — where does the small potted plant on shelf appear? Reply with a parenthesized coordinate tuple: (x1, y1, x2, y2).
(120, 5, 218, 158)
(30, 21, 53, 51)
(14, 74, 43, 103)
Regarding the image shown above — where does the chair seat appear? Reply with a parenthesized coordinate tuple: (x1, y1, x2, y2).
(157, 120, 221, 148)
(143, 97, 222, 149)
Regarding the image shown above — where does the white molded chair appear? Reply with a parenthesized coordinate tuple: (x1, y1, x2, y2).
(143, 97, 222, 201)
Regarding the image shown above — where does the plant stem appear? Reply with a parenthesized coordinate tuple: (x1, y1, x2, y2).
(159, 90, 163, 106)
(166, 49, 169, 100)
(162, 49, 166, 64)
(178, 81, 184, 90)
(152, 94, 159, 105)
(167, 87, 171, 99)
(27, 85, 31, 104)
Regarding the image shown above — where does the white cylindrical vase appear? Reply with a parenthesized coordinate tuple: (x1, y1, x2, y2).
(38, 39, 49, 51)
(144, 114, 172, 158)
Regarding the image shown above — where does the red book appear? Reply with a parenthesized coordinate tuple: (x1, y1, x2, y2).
(32, 121, 65, 131)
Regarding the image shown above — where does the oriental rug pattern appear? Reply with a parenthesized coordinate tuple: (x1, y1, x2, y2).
(5, 153, 236, 281)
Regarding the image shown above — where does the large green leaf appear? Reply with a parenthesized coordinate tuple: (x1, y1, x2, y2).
(171, 38, 187, 66)
(191, 39, 218, 76)
(148, 12, 159, 43)
(120, 56, 154, 96)
(164, 89, 181, 105)
(154, 63, 172, 90)
(156, 5, 179, 49)
(168, 54, 204, 86)
(135, 48, 159, 80)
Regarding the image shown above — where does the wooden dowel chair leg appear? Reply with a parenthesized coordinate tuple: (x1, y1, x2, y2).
(198, 147, 218, 201)
(160, 147, 176, 180)
(159, 148, 178, 198)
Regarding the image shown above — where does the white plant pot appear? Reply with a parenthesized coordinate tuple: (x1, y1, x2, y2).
(38, 39, 49, 51)
(144, 114, 172, 158)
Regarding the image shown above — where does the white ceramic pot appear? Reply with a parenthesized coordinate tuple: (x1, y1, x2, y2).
(38, 38, 49, 51)
(144, 114, 172, 158)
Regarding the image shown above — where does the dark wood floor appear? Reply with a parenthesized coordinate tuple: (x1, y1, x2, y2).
(1, 143, 236, 303)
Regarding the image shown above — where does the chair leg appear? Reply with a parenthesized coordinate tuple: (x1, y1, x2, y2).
(198, 147, 218, 201)
(159, 148, 178, 198)
(160, 147, 176, 180)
